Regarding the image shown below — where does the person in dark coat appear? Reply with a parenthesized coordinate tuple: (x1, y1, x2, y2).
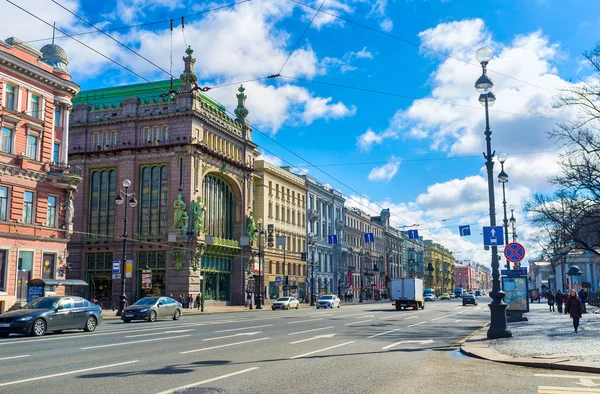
(565, 289, 584, 333)
(547, 291, 555, 312)
(578, 289, 588, 313)
(555, 290, 563, 313)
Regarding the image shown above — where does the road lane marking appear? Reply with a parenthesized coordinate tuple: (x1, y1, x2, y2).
(290, 333, 336, 344)
(155, 367, 260, 394)
(81, 334, 191, 350)
(290, 341, 355, 359)
(538, 386, 600, 393)
(405, 316, 418, 320)
(288, 326, 335, 336)
(454, 320, 462, 323)
(125, 329, 195, 338)
(367, 329, 399, 339)
(431, 310, 467, 321)
(345, 319, 373, 326)
(357, 314, 375, 319)
(0, 360, 139, 387)
(332, 312, 377, 319)
(0, 355, 30, 361)
(407, 321, 426, 328)
(203, 331, 262, 341)
(382, 339, 434, 350)
(180, 337, 270, 354)
(215, 324, 273, 333)
(309, 313, 334, 317)
(287, 318, 324, 324)
(535, 374, 600, 379)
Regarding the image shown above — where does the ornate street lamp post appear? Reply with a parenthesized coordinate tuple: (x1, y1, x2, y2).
(475, 46, 511, 339)
(497, 153, 510, 270)
(308, 233, 317, 306)
(115, 179, 137, 317)
(254, 219, 265, 309)
(509, 205, 517, 243)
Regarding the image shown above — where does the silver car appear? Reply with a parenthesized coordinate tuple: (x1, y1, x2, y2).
(271, 297, 300, 310)
(316, 295, 340, 309)
(122, 296, 182, 322)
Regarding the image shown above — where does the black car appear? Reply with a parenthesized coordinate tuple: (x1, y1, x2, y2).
(0, 296, 102, 337)
(122, 296, 182, 323)
(463, 294, 478, 306)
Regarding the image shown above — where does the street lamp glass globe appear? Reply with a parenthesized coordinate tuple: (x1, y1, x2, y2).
(476, 47, 492, 63)
(478, 92, 496, 106)
(475, 75, 494, 94)
(509, 204, 516, 211)
(497, 153, 507, 163)
(510, 216, 516, 225)
(498, 170, 509, 184)
(122, 179, 131, 188)
(115, 194, 124, 205)
(257, 218, 262, 226)
(128, 197, 138, 208)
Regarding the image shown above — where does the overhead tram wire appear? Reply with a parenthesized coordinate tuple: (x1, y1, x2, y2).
(287, 0, 556, 95)
(25, 0, 252, 44)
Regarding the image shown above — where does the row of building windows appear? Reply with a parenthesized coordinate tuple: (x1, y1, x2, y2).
(93, 130, 118, 150)
(0, 185, 58, 226)
(268, 202, 306, 228)
(143, 125, 168, 144)
(268, 181, 306, 207)
(3, 83, 66, 127)
(0, 126, 61, 162)
(202, 128, 242, 161)
(267, 234, 306, 254)
(268, 261, 306, 277)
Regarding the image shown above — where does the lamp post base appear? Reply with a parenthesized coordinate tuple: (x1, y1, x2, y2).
(310, 295, 315, 306)
(487, 302, 512, 339)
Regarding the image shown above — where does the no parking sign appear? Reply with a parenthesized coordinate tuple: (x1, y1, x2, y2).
(504, 242, 525, 263)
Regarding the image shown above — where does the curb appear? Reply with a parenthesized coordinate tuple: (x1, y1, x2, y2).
(460, 326, 600, 374)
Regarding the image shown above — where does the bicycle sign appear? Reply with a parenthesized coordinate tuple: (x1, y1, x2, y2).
(504, 242, 525, 263)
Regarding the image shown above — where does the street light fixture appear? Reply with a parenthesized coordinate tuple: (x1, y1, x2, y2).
(497, 153, 510, 270)
(254, 219, 265, 309)
(475, 46, 512, 339)
(115, 179, 137, 316)
(509, 204, 517, 243)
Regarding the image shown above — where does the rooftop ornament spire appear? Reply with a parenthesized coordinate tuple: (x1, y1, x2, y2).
(179, 45, 198, 92)
(40, 21, 70, 74)
(234, 84, 249, 122)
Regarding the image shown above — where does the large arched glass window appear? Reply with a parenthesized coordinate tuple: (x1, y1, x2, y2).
(202, 173, 235, 239)
(139, 164, 169, 236)
(88, 169, 116, 239)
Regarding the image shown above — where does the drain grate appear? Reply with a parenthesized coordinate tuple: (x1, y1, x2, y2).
(173, 388, 226, 394)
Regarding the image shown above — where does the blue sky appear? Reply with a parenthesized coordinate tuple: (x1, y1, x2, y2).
(4, 0, 599, 265)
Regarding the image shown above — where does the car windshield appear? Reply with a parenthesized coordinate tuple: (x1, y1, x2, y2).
(23, 298, 60, 309)
(135, 298, 159, 305)
(320, 296, 333, 300)
(277, 298, 290, 301)
(442, 294, 449, 296)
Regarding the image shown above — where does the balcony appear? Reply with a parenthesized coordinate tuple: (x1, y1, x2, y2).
(307, 209, 319, 222)
(46, 162, 83, 185)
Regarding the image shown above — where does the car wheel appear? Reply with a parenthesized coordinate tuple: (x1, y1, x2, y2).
(337, 303, 340, 308)
(271, 307, 275, 310)
(31, 319, 46, 337)
(84, 316, 97, 332)
(0, 333, 9, 338)
(148, 311, 157, 322)
(53, 330, 63, 334)
(316, 306, 319, 309)
(123, 319, 131, 323)
(463, 303, 466, 306)
(296, 303, 299, 309)
(173, 309, 181, 320)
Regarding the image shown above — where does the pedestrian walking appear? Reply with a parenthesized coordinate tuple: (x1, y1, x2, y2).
(578, 288, 588, 313)
(179, 293, 185, 307)
(556, 290, 563, 313)
(188, 294, 193, 309)
(565, 289, 584, 333)
(547, 291, 555, 312)
(195, 293, 201, 310)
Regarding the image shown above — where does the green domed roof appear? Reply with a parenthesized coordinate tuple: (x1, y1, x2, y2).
(40, 44, 69, 73)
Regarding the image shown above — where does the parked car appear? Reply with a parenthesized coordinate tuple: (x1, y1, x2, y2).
(475, 290, 482, 297)
(449, 293, 455, 299)
(424, 293, 436, 302)
(316, 295, 340, 309)
(440, 293, 451, 300)
(271, 297, 300, 310)
(463, 294, 478, 306)
(0, 296, 102, 337)
(122, 296, 182, 323)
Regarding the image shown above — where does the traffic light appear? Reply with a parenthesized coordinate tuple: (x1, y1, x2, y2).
(301, 252, 307, 261)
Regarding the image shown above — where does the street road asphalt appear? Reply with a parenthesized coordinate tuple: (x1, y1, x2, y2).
(1, 297, 599, 394)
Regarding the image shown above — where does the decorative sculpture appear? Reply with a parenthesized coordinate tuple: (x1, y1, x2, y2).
(192, 196, 205, 235)
(171, 194, 187, 231)
(247, 211, 256, 243)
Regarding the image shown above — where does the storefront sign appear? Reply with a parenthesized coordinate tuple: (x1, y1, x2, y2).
(126, 260, 133, 278)
(502, 276, 529, 312)
(141, 269, 152, 289)
(27, 285, 44, 302)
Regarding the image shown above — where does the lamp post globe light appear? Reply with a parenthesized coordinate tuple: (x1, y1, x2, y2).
(497, 153, 510, 270)
(509, 204, 517, 243)
(115, 179, 137, 317)
(475, 47, 512, 339)
(308, 233, 317, 306)
(254, 219, 265, 309)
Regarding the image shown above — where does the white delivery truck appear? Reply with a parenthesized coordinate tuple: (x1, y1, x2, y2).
(390, 278, 425, 311)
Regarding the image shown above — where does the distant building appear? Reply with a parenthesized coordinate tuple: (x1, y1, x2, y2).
(401, 231, 425, 280)
(423, 240, 455, 294)
(0, 37, 80, 312)
(455, 262, 478, 291)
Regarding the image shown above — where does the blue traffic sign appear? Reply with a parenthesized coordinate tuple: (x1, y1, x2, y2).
(364, 232, 374, 243)
(459, 225, 471, 236)
(112, 261, 121, 274)
(407, 230, 419, 240)
(504, 242, 526, 263)
(327, 234, 338, 245)
(483, 226, 504, 246)
(501, 268, 527, 276)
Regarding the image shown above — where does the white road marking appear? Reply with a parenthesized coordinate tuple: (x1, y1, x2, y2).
(0, 354, 30, 361)
(407, 321, 426, 328)
(215, 324, 273, 333)
(180, 337, 270, 354)
(290, 341, 355, 359)
(367, 329, 399, 339)
(405, 316, 418, 320)
(0, 360, 139, 387)
(203, 331, 262, 341)
(431, 310, 467, 321)
(538, 386, 600, 393)
(81, 334, 191, 350)
(535, 374, 600, 380)
(287, 326, 335, 336)
(125, 329, 195, 338)
(382, 339, 434, 350)
(287, 318, 324, 324)
(332, 312, 377, 319)
(454, 320, 462, 323)
(345, 319, 373, 326)
(309, 313, 334, 317)
(290, 333, 336, 344)
(155, 367, 260, 394)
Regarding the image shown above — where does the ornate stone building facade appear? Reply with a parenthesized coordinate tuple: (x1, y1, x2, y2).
(423, 240, 455, 294)
(401, 231, 425, 279)
(0, 38, 80, 312)
(67, 47, 257, 306)
(253, 161, 307, 301)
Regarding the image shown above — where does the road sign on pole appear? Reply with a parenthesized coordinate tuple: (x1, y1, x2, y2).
(112, 261, 121, 274)
(483, 226, 504, 246)
(364, 232, 374, 243)
(327, 234, 338, 245)
(407, 230, 419, 240)
(459, 225, 471, 236)
(504, 242, 525, 263)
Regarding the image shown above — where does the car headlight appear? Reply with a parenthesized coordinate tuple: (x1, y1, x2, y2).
(139, 308, 149, 312)
(16, 316, 33, 321)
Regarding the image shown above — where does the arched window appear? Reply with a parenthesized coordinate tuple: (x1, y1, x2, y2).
(202, 173, 235, 239)
(139, 164, 169, 236)
(88, 169, 116, 239)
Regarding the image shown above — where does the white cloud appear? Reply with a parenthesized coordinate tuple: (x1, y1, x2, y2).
(320, 46, 374, 74)
(257, 152, 283, 167)
(379, 18, 393, 32)
(368, 156, 400, 182)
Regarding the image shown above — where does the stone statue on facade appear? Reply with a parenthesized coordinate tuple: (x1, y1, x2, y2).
(247, 211, 256, 243)
(192, 196, 205, 235)
(171, 194, 187, 231)
(65, 189, 74, 231)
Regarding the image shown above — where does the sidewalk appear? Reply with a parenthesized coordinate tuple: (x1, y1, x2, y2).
(101, 298, 388, 320)
(461, 302, 600, 373)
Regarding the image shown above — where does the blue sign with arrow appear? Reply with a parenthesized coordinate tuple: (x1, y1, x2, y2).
(364, 232, 374, 243)
(483, 226, 504, 246)
(407, 229, 419, 240)
(459, 225, 471, 236)
(327, 234, 338, 245)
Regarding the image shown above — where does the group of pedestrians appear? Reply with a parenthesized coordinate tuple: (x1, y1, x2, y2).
(547, 288, 588, 333)
(176, 293, 203, 310)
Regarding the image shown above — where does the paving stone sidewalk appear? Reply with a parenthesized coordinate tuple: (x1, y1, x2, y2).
(490, 302, 600, 364)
